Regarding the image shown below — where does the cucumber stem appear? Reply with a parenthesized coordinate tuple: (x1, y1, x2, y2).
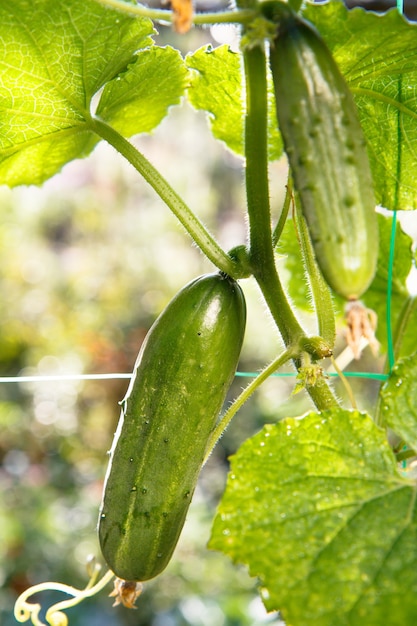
(330, 355, 357, 410)
(293, 195, 336, 349)
(91, 118, 241, 278)
(243, 44, 304, 346)
(271, 175, 293, 248)
(305, 374, 340, 411)
(204, 347, 297, 463)
(242, 43, 339, 411)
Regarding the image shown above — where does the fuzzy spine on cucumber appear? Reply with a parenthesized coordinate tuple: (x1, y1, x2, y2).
(98, 272, 246, 582)
(263, 1, 378, 301)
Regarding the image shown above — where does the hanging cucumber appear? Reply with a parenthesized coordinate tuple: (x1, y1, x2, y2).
(98, 273, 246, 582)
(262, 1, 378, 301)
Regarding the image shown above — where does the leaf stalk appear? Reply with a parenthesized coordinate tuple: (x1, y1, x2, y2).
(91, 118, 242, 277)
(204, 347, 297, 463)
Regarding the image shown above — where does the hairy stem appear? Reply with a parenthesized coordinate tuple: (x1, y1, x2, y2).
(330, 356, 357, 410)
(294, 195, 336, 349)
(243, 44, 304, 346)
(375, 295, 417, 426)
(272, 175, 293, 248)
(91, 118, 240, 277)
(204, 348, 297, 463)
(305, 376, 340, 410)
(242, 44, 339, 411)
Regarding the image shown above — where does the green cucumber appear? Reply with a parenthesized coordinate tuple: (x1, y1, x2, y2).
(263, 2, 378, 300)
(98, 272, 246, 582)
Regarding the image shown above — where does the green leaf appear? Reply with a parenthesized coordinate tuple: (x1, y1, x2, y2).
(380, 353, 417, 450)
(186, 45, 244, 155)
(0, 1, 187, 187)
(0, 0, 154, 185)
(303, 2, 417, 211)
(96, 46, 189, 137)
(186, 44, 281, 159)
(363, 213, 413, 354)
(210, 409, 417, 625)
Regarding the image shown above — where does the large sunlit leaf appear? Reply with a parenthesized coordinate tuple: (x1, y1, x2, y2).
(186, 44, 282, 159)
(380, 353, 417, 450)
(304, 2, 417, 211)
(0, 0, 152, 185)
(0, 0, 188, 186)
(96, 46, 189, 137)
(210, 409, 417, 625)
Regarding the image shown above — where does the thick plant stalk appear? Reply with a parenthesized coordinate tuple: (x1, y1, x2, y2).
(242, 43, 339, 411)
(243, 44, 304, 347)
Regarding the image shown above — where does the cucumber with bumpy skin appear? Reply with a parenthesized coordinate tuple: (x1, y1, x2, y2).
(98, 273, 246, 582)
(263, 1, 378, 300)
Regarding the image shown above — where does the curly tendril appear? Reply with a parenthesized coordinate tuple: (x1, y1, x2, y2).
(14, 559, 115, 626)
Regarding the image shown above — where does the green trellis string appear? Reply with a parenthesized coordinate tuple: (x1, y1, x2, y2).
(386, 210, 398, 372)
(395, 0, 404, 465)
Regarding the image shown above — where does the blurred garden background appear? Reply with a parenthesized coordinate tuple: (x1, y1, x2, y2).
(0, 13, 405, 626)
